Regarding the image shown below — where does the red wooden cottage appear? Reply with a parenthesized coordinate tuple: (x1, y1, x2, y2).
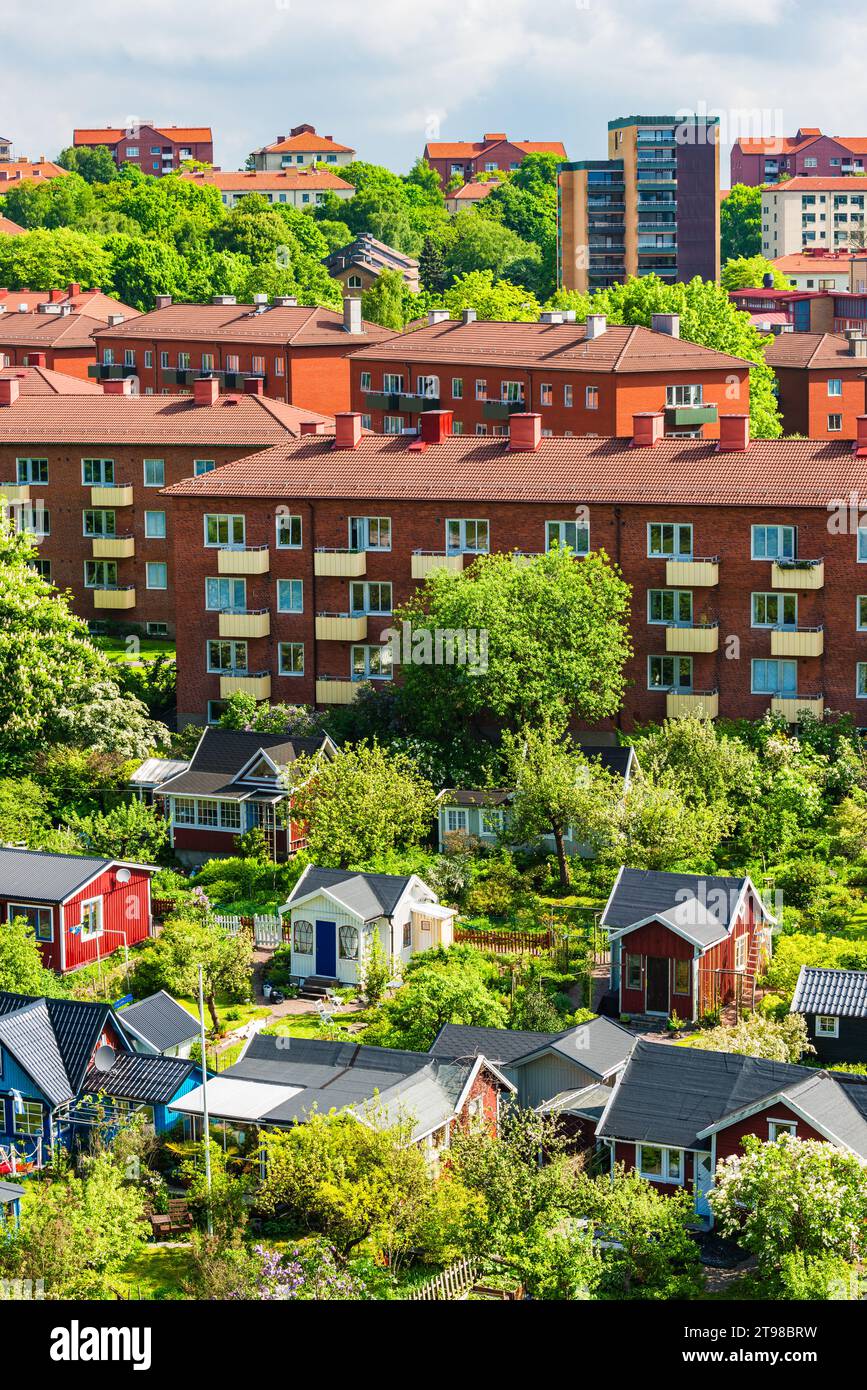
(0, 848, 155, 973)
(602, 868, 773, 1023)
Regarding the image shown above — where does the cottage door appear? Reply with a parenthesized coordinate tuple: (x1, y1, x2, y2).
(645, 956, 669, 1014)
(314, 921, 337, 978)
(694, 1151, 713, 1220)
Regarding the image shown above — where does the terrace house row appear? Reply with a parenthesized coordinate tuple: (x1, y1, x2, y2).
(162, 407, 867, 729)
(349, 311, 751, 439)
(0, 380, 330, 636)
(92, 296, 395, 415)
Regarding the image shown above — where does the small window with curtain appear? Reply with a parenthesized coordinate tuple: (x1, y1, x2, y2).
(293, 919, 313, 954)
(339, 926, 359, 960)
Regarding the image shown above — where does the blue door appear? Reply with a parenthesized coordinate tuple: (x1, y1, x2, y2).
(315, 920, 337, 977)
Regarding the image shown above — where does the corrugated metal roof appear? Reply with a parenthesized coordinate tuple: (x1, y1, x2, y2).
(791, 966, 867, 1019)
(0, 991, 119, 1098)
(0, 846, 111, 902)
(601, 868, 748, 945)
(117, 992, 199, 1053)
(0, 393, 331, 446)
(129, 758, 189, 788)
(83, 1052, 198, 1105)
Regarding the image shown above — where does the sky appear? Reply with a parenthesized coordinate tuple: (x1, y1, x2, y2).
(4, 0, 867, 184)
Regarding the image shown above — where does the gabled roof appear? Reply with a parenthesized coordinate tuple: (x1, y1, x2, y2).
(0, 309, 107, 350)
(600, 868, 759, 948)
(0, 847, 115, 903)
(284, 865, 417, 921)
(73, 126, 212, 146)
(430, 1015, 635, 1079)
(0, 159, 68, 182)
(0, 992, 124, 1103)
(439, 746, 638, 812)
(83, 1052, 198, 1105)
(117, 992, 199, 1053)
(766, 332, 867, 370)
(438, 788, 513, 808)
(0, 216, 25, 235)
(0, 363, 102, 395)
(429, 1023, 564, 1065)
(157, 727, 334, 800)
(765, 176, 867, 192)
(178, 169, 353, 193)
(96, 300, 394, 348)
(0, 1180, 24, 1203)
(255, 132, 355, 156)
(791, 966, 867, 1019)
(425, 136, 567, 161)
(596, 1039, 867, 1156)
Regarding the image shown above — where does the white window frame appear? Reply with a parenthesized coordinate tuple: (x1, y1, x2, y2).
(445, 807, 469, 834)
(146, 561, 168, 590)
(647, 522, 692, 560)
(14, 1099, 43, 1136)
(144, 510, 166, 539)
(752, 591, 797, 628)
(446, 518, 489, 555)
(276, 513, 302, 549)
(204, 514, 245, 549)
(546, 519, 589, 556)
(278, 642, 304, 677)
(143, 459, 165, 488)
(815, 1015, 839, 1038)
(276, 579, 303, 613)
(79, 897, 103, 941)
(768, 1119, 797, 1141)
(636, 1143, 684, 1184)
(349, 516, 391, 551)
(625, 953, 642, 991)
(647, 589, 692, 625)
(751, 524, 795, 561)
(734, 934, 748, 972)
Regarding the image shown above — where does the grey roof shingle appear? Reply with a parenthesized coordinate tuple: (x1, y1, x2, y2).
(430, 1016, 635, 1079)
(0, 847, 111, 903)
(83, 1052, 198, 1105)
(158, 727, 332, 800)
(0, 992, 118, 1100)
(117, 992, 199, 1053)
(790, 967, 867, 1019)
(429, 1023, 563, 1065)
(286, 867, 413, 920)
(601, 868, 749, 946)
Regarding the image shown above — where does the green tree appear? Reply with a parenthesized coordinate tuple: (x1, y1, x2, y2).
(419, 234, 447, 294)
(586, 1167, 705, 1298)
(67, 798, 169, 862)
(136, 915, 253, 1032)
(369, 950, 508, 1049)
(721, 254, 789, 291)
(629, 714, 761, 825)
(0, 776, 52, 845)
(218, 690, 321, 734)
(442, 267, 540, 320)
(287, 740, 436, 869)
(56, 144, 119, 184)
(0, 226, 111, 291)
(0, 915, 62, 995)
(686, 1012, 812, 1063)
(613, 773, 723, 872)
(396, 547, 632, 736)
(361, 267, 407, 329)
(721, 184, 763, 261)
(103, 233, 188, 310)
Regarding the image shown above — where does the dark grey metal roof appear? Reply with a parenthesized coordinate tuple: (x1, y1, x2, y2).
(601, 867, 749, 945)
(118, 992, 199, 1053)
(0, 1180, 24, 1203)
(429, 1023, 562, 1065)
(0, 847, 111, 903)
(430, 1016, 634, 1079)
(0, 1000, 73, 1106)
(597, 1039, 867, 1156)
(286, 866, 413, 920)
(159, 727, 332, 799)
(575, 742, 638, 781)
(791, 967, 867, 1019)
(83, 1052, 198, 1105)
(0, 991, 119, 1101)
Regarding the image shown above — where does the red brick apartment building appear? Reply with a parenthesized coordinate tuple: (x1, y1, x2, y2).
(349, 311, 751, 438)
(766, 331, 867, 438)
(731, 128, 867, 185)
(0, 378, 330, 636)
(0, 359, 102, 395)
(72, 125, 213, 176)
(0, 284, 139, 380)
(423, 133, 568, 190)
(162, 408, 867, 730)
(92, 297, 396, 414)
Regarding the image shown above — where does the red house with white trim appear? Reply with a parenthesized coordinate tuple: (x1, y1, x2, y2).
(0, 847, 155, 973)
(602, 868, 774, 1023)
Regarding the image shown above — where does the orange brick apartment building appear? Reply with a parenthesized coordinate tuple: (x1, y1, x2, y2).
(766, 331, 867, 438)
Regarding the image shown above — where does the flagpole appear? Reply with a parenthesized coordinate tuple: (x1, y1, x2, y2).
(198, 965, 213, 1236)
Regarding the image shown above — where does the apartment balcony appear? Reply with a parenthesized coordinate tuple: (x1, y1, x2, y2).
(218, 609, 271, 639)
(362, 390, 399, 411)
(664, 404, 717, 429)
(92, 585, 136, 610)
(483, 399, 526, 420)
(217, 545, 270, 575)
(770, 627, 824, 658)
(666, 690, 719, 719)
(0, 482, 30, 503)
(315, 613, 368, 641)
(90, 484, 133, 507)
(398, 392, 440, 413)
(314, 548, 366, 577)
(91, 534, 135, 559)
(665, 623, 719, 653)
(315, 678, 359, 705)
(87, 363, 139, 381)
(770, 694, 824, 722)
(771, 558, 824, 590)
(411, 551, 466, 579)
(665, 558, 720, 587)
(219, 672, 271, 700)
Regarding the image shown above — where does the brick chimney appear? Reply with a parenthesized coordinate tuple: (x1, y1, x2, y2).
(0, 377, 20, 407)
(194, 376, 220, 407)
(343, 296, 363, 335)
(107, 313, 125, 327)
(299, 420, 326, 435)
(419, 409, 453, 444)
(155, 294, 172, 309)
(243, 377, 264, 395)
(585, 314, 607, 340)
(651, 313, 680, 338)
(102, 378, 134, 395)
(333, 412, 363, 450)
(49, 287, 65, 303)
(631, 412, 664, 447)
(28, 351, 46, 367)
(67, 282, 81, 297)
(718, 414, 750, 452)
(509, 413, 542, 451)
(854, 416, 867, 455)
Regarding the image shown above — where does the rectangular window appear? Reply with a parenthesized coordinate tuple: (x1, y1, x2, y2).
(539, 383, 553, 406)
(673, 959, 691, 994)
(160, 351, 169, 369)
(351, 644, 393, 681)
(858, 529, 867, 563)
(648, 655, 692, 690)
(563, 384, 573, 408)
(625, 953, 642, 990)
(207, 639, 248, 673)
(225, 354, 239, 372)
(79, 898, 103, 940)
(752, 525, 795, 560)
(82, 459, 115, 485)
(751, 592, 797, 628)
(144, 510, 166, 539)
(194, 460, 216, 476)
(446, 519, 489, 554)
(14, 1100, 43, 1136)
(252, 356, 265, 376)
(16, 458, 48, 484)
(383, 373, 404, 393)
(666, 383, 703, 406)
(451, 377, 463, 400)
(546, 519, 589, 556)
(751, 659, 797, 695)
(350, 581, 392, 615)
(501, 380, 524, 403)
(445, 807, 468, 834)
(383, 415, 403, 434)
(858, 597, 867, 631)
(206, 577, 246, 611)
(857, 662, 867, 698)
(146, 562, 167, 589)
(7, 904, 53, 942)
(204, 514, 245, 548)
(201, 353, 214, 371)
(124, 349, 136, 368)
(82, 510, 116, 538)
(647, 522, 692, 559)
(144, 351, 153, 369)
(637, 1145, 683, 1183)
(585, 386, 599, 410)
(276, 513, 302, 548)
(84, 560, 118, 588)
(734, 934, 748, 972)
(481, 808, 504, 835)
(359, 371, 372, 391)
(828, 414, 843, 432)
(827, 378, 843, 396)
(177, 352, 191, 370)
(768, 1119, 797, 1141)
(278, 642, 304, 676)
(815, 1015, 839, 1038)
(143, 459, 165, 488)
(349, 516, 391, 551)
(648, 589, 692, 625)
(276, 579, 303, 613)
(475, 379, 486, 401)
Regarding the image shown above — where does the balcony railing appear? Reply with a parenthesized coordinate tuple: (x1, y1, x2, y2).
(665, 622, 719, 653)
(665, 557, 720, 587)
(218, 671, 272, 700)
(91, 534, 135, 559)
(216, 545, 270, 575)
(770, 693, 824, 722)
(666, 690, 719, 719)
(87, 363, 139, 381)
(218, 609, 271, 639)
(0, 482, 30, 503)
(90, 483, 134, 507)
(664, 404, 718, 428)
(92, 585, 136, 610)
(314, 548, 366, 577)
(411, 550, 466, 579)
(771, 558, 824, 590)
(770, 626, 824, 658)
(483, 399, 526, 420)
(315, 613, 369, 641)
(315, 678, 359, 706)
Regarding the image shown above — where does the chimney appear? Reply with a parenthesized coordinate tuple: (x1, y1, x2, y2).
(854, 416, 867, 455)
(194, 376, 220, 407)
(0, 377, 20, 407)
(419, 409, 453, 444)
(107, 313, 124, 327)
(102, 378, 134, 395)
(211, 294, 237, 306)
(17, 303, 29, 313)
(343, 296, 363, 335)
(539, 310, 564, 324)
(718, 414, 750, 452)
(651, 312, 680, 339)
(67, 282, 80, 297)
(155, 294, 172, 309)
(271, 296, 297, 307)
(243, 376, 264, 396)
(508, 413, 542, 451)
(333, 412, 363, 449)
(28, 351, 46, 367)
(584, 313, 607, 339)
(632, 412, 664, 447)
(49, 287, 64, 303)
(848, 335, 867, 357)
(461, 308, 477, 325)
(428, 309, 450, 325)
(299, 420, 326, 436)
(762, 272, 775, 289)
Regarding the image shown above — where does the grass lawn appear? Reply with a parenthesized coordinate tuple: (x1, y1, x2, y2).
(94, 635, 176, 664)
(114, 1244, 194, 1300)
(265, 1006, 379, 1041)
(176, 996, 271, 1036)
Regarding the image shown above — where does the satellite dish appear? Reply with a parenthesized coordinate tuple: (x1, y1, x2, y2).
(116, 867, 132, 884)
(93, 1045, 117, 1073)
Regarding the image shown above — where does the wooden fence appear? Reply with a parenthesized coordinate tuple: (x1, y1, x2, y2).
(152, 901, 287, 948)
(408, 1256, 479, 1301)
(454, 926, 555, 955)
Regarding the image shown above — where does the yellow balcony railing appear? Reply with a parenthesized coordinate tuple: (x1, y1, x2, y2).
(665, 689, 719, 719)
(770, 627, 824, 658)
(313, 549, 367, 577)
(771, 559, 824, 590)
(665, 558, 719, 587)
(90, 484, 133, 507)
(218, 609, 270, 639)
(92, 586, 136, 610)
(92, 535, 135, 559)
(665, 623, 719, 653)
(0, 482, 30, 503)
(411, 551, 466, 579)
(315, 678, 359, 705)
(315, 613, 368, 641)
(217, 546, 270, 575)
(770, 694, 824, 722)
(219, 672, 271, 700)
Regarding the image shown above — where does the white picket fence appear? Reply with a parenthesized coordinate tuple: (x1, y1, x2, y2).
(215, 914, 284, 948)
(408, 1256, 479, 1301)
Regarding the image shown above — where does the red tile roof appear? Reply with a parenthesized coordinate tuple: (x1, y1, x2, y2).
(162, 430, 857, 509)
(0, 393, 331, 445)
(95, 301, 395, 347)
(0, 287, 139, 322)
(773, 252, 853, 274)
(764, 177, 867, 192)
(0, 159, 69, 182)
(0, 216, 25, 236)
(449, 182, 496, 202)
(0, 310, 107, 349)
(739, 133, 867, 156)
(73, 126, 212, 145)
(0, 364, 102, 395)
(178, 169, 353, 192)
(765, 331, 867, 369)
(426, 137, 567, 160)
(256, 133, 354, 155)
(349, 320, 751, 374)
